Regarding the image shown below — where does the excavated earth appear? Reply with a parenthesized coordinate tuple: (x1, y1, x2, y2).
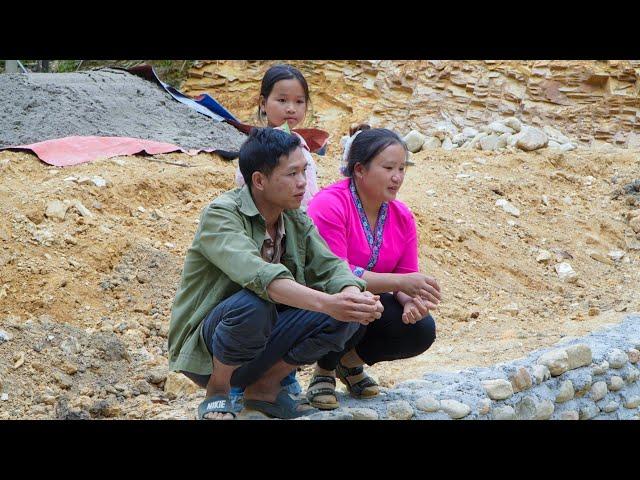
(0, 61, 639, 419)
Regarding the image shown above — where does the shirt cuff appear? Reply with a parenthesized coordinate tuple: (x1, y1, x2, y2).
(352, 266, 365, 278)
(245, 263, 294, 302)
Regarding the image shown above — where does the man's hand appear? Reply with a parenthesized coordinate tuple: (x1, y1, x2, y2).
(362, 290, 384, 319)
(396, 273, 441, 308)
(402, 295, 431, 325)
(323, 289, 383, 325)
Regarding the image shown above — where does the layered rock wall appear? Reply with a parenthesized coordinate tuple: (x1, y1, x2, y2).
(184, 60, 640, 147)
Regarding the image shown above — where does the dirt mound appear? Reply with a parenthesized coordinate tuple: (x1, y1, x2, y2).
(0, 69, 245, 150)
(1, 62, 640, 419)
(1, 143, 639, 419)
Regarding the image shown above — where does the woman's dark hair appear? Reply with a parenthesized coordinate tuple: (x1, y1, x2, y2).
(258, 64, 310, 123)
(239, 127, 301, 188)
(343, 128, 408, 178)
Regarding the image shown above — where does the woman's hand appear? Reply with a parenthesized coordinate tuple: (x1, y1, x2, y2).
(402, 295, 431, 324)
(396, 273, 441, 308)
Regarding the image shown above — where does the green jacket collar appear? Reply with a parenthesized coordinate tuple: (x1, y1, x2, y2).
(238, 185, 260, 217)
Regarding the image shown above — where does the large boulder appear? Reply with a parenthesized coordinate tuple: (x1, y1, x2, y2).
(164, 371, 200, 398)
(422, 137, 442, 149)
(479, 134, 506, 151)
(468, 132, 488, 149)
(403, 130, 426, 153)
(542, 125, 571, 144)
(433, 121, 458, 139)
(502, 117, 522, 132)
(516, 127, 548, 151)
(442, 137, 455, 151)
(488, 121, 514, 135)
(45, 200, 70, 222)
(462, 126, 479, 138)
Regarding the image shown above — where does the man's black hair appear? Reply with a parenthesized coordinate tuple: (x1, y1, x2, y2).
(239, 127, 302, 189)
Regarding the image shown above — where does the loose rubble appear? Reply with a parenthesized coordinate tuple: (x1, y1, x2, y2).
(296, 315, 640, 421)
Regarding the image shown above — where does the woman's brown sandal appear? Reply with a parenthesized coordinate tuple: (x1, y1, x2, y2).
(336, 362, 380, 399)
(306, 374, 340, 410)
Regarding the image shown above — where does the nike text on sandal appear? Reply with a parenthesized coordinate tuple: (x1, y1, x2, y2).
(197, 395, 237, 420)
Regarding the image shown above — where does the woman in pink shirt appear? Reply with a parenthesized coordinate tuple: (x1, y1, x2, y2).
(305, 127, 442, 410)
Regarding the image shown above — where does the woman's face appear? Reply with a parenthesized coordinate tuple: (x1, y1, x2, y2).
(261, 79, 307, 129)
(354, 143, 407, 204)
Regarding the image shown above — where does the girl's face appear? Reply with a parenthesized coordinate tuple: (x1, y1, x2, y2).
(261, 79, 307, 129)
(354, 143, 407, 204)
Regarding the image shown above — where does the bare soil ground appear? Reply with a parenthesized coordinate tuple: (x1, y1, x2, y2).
(1, 144, 639, 419)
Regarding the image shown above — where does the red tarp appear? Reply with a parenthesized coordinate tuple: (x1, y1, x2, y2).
(2, 136, 215, 167)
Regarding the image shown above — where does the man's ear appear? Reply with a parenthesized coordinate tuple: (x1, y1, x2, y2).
(251, 171, 266, 192)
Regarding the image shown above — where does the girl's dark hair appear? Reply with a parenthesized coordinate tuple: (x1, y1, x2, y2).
(258, 64, 310, 123)
(344, 128, 408, 178)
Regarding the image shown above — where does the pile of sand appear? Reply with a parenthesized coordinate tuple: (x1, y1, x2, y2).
(0, 68, 245, 150)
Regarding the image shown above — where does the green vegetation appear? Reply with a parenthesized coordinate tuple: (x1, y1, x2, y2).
(1, 60, 195, 88)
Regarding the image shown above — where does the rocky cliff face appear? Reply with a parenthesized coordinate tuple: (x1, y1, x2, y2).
(183, 60, 640, 148)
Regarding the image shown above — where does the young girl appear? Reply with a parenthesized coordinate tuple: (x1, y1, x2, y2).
(235, 64, 319, 207)
(231, 64, 319, 405)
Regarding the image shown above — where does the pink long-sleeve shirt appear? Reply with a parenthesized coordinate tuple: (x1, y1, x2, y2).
(307, 178, 419, 277)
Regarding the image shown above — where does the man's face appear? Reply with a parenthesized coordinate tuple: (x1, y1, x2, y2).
(258, 147, 308, 210)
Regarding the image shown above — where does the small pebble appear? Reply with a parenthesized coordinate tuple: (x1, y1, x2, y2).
(538, 349, 569, 376)
(386, 400, 414, 420)
(623, 396, 640, 409)
(344, 408, 378, 420)
(591, 361, 609, 375)
(481, 379, 514, 400)
(535, 400, 555, 420)
(478, 399, 491, 415)
(603, 401, 619, 413)
(590, 381, 608, 401)
(509, 367, 533, 392)
(415, 395, 440, 413)
(555, 380, 574, 403)
(626, 366, 639, 383)
(440, 399, 471, 419)
(607, 349, 629, 369)
(579, 403, 600, 420)
(0, 330, 12, 344)
(608, 376, 624, 391)
(532, 365, 551, 384)
(559, 410, 579, 420)
(492, 405, 515, 420)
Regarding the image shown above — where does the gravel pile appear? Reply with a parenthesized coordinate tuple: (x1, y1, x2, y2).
(0, 69, 245, 150)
